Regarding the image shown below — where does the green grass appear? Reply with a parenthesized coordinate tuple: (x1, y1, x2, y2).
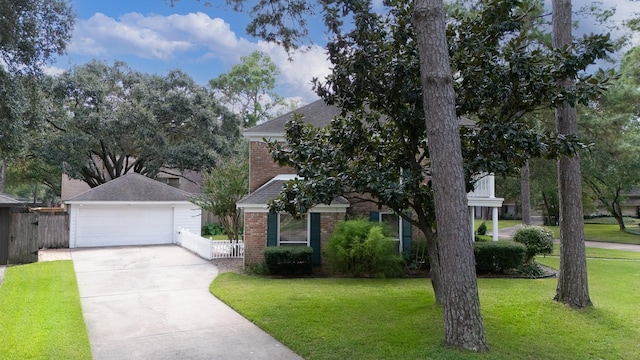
(546, 222, 640, 245)
(475, 220, 522, 231)
(212, 254, 640, 360)
(583, 216, 640, 225)
(0, 261, 91, 360)
(550, 244, 640, 260)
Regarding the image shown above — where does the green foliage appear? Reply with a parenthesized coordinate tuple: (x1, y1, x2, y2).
(263, 246, 313, 276)
(267, 0, 614, 232)
(473, 241, 526, 274)
(210, 51, 283, 128)
(0, 0, 73, 159)
(477, 221, 488, 236)
(325, 219, 403, 278)
(202, 223, 226, 236)
(580, 46, 640, 231)
(513, 225, 554, 263)
(192, 153, 248, 241)
(37, 60, 240, 188)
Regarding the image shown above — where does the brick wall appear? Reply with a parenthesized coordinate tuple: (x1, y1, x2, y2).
(243, 212, 268, 266)
(243, 210, 347, 268)
(249, 141, 294, 192)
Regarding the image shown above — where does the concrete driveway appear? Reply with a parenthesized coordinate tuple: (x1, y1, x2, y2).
(72, 245, 302, 360)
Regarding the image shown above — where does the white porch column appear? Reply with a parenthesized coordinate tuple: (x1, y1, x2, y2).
(469, 206, 475, 243)
(492, 207, 499, 241)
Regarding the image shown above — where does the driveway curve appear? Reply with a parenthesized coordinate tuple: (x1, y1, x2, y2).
(72, 245, 302, 360)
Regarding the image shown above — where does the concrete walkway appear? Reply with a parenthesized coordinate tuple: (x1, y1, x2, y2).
(72, 245, 302, 360)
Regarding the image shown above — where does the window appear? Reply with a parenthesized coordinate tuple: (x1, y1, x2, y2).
(371, 211, 411, 254)
(279, 213, 308, 246)
(381, 213, 400, 240)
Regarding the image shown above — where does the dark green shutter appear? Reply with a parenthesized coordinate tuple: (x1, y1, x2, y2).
(401, 214, 412, 254)
(267, 213, 278, 246)
(369, 211, 380, 222)
(310, 213, 321, 265)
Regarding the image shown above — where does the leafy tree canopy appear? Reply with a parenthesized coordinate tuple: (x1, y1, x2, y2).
(210, 51, 283, 128)
(267, 0, 613, 227)
(37, 60, 240, 188)
(0, 0, 74, 158)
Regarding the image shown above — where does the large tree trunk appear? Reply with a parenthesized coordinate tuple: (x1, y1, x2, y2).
(553, 0, 592, 308)
(413, 0, 488, 351)
(612, 202, 625, 231)
(520, 162, 531, 225)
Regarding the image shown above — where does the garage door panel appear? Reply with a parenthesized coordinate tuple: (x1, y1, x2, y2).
(75, 205, 174, 247)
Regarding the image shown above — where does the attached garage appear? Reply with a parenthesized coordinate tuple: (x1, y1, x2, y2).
(66, 173, 201, 248)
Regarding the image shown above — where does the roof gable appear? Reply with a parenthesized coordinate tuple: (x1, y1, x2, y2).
(244, 99, 476, 139)
(238, 175, 349, 208)
(244, 100, 340, 137)
(66, 173, 191, 202)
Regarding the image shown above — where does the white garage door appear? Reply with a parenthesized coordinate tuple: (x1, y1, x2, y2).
(75, 205, 174, 247)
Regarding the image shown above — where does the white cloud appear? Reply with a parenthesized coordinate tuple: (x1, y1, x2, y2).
(68, 12, 241, 60)
(256, 42, 330, 102)
(43, 65, 66, 77)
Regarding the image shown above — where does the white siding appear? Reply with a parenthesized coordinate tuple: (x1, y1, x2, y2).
(172, 204, 201, 243)
(68, 202, 202, 248)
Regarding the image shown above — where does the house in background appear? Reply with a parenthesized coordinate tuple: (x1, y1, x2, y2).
(238, 100, 503, 267)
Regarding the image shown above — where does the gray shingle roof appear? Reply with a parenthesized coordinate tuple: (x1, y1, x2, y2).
(0, 193, 21, 204)
(245, 99, 476, 135)
(245, 100, 340, 135)
(66, 173, 191, 202)
(238, 177, 349, 206)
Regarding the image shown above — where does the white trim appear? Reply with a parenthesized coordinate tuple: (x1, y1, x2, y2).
(246, 134, 285, 142)
(467, 197, 504, 207)
(65, 200, 193, 205)
(238, 204, 349, 212)
(273, 174, 299, 181)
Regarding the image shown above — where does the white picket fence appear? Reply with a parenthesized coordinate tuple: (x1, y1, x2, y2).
(177, 228, 244, 260)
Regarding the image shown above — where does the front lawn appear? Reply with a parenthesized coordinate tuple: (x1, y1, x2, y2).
(550, 244, 640, 259)
(211, 255, 640, 359)
(0, 261, 91, 360)
(547, 222, 640, 245)
(475, 219, 522, 231)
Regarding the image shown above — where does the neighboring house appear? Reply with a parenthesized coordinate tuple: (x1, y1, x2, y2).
(238, 100, 503, 267)
(65, 173, 201, 248)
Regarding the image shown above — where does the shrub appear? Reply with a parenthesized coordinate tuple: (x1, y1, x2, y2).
(325, 219, 403, 278)
(473, 241, 526, 274)
(512, 225, 554, 263)
(202, 223, 226, 236)
(477, 221, 487, 236)
(263, 246, 313, 276)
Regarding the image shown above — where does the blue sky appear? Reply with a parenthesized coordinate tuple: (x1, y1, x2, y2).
(51, 0, 638, 105)
(52, 0, 332, 104)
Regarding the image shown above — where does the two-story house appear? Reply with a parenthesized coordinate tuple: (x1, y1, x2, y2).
(238, 100, 503, 267)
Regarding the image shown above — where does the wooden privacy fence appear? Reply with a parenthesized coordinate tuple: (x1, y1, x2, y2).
(176, 228, 244, 260)
(3, 210, 69, 265)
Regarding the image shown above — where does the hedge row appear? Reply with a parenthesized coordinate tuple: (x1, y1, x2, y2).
(263, 246, 313, 276)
